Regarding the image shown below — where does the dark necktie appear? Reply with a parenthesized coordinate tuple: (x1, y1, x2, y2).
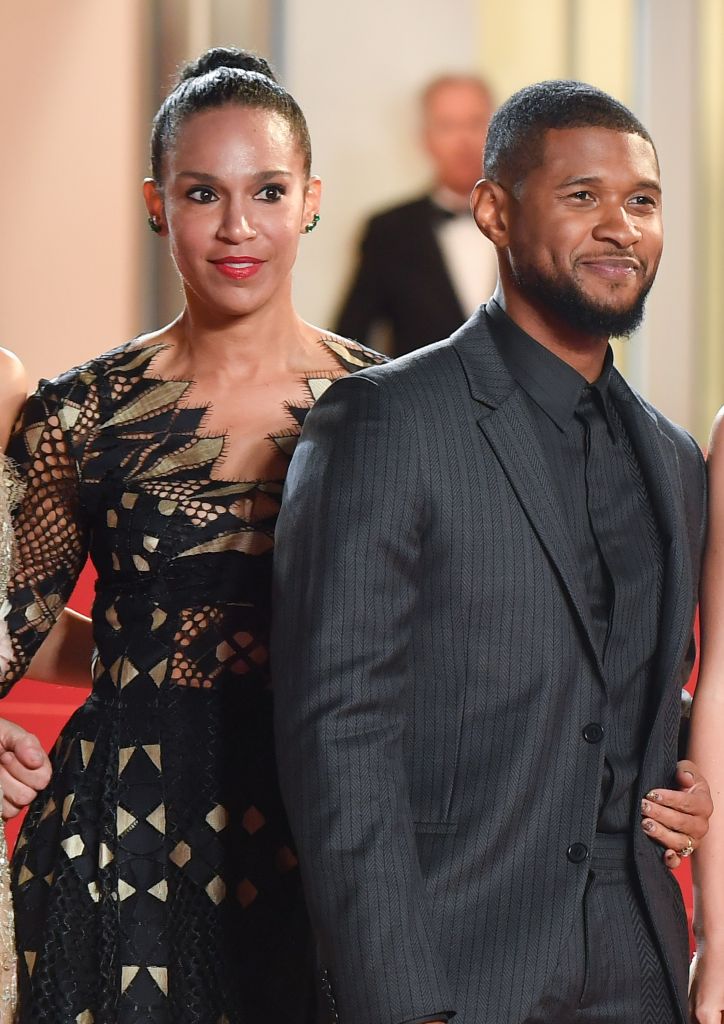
(575, 387, 617, 652)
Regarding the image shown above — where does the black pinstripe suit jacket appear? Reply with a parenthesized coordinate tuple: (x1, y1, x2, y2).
(272, 308, 706, 1024)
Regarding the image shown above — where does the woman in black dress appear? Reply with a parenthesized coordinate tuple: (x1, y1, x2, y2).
(1, 48, 383, 1023)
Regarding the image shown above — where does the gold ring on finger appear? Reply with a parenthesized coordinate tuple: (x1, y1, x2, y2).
(679, 835, 694, 858)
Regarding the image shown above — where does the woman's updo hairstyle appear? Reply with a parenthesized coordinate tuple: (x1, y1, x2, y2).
(150, 46, 312, 182)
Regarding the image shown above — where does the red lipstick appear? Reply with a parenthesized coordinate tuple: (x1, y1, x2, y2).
(211, 256, 265, 280)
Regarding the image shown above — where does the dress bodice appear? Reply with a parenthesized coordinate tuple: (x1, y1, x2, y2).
(2, 335, 385, 693)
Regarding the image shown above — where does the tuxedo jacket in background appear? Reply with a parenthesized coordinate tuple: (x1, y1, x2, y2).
(272, 308, 706, 1024)
(334, 195, 465, 357)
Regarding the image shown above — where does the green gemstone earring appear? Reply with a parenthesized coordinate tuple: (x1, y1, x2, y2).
(147, 216, 162, 235)
(304, 213, 320, 234)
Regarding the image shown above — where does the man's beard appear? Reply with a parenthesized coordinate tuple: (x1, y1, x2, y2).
(510, 257, 654, 339)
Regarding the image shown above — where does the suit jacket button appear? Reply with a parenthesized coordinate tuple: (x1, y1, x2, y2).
(567, 842, 589, 864)
(583, 722, 604, 744)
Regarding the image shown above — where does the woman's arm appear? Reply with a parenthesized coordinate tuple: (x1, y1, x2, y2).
(1, 371, 91, 690)
(0, 351, 53, 814)
(688, 407, 724, 1024)
(26, 608, 93, 687)
(0, 351, 93, 688)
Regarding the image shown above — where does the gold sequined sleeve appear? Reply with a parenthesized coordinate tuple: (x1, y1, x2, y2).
(0, 458, 23, 607)
(0, 381, 89, 692)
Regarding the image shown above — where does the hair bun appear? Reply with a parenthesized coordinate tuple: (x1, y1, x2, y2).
(178, 47, 277, 84)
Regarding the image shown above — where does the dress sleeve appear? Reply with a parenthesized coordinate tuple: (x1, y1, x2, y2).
(0, 381, 90, 692)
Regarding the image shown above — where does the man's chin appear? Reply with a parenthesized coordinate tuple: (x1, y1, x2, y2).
(513, 263, 652, 338)
(573, 301, 646, 338)
(586, 297, 642, 322)
(542, 287, 649, 339)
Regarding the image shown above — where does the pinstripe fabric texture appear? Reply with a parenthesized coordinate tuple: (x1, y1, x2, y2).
(524, 837, 676, 1023)
(271, 308, 706, 1024)
(486, 301, 665, 833)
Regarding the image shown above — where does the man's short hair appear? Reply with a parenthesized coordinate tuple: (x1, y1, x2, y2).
(484, 80, 656, 194)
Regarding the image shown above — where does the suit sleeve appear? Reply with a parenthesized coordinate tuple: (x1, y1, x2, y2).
(335, 219, 389, 344)
(272, 374, 454, 1024)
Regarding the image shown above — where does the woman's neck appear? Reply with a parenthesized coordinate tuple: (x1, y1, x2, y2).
(161, 295, 323, 383)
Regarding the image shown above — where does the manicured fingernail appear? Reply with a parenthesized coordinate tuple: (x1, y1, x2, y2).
(642, 819, 656, 833)
(646, 791, 661, 802)
(641, 799, 651, 814)
(683, 771, 694, 780)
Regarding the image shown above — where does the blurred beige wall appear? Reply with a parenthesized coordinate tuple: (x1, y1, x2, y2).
(0, 0, 148, 390)
(697, 0, 724, 442)
(151, 0, 274, 326)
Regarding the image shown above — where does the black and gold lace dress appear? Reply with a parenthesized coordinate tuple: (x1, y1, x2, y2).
(1, 336, 384, 1024)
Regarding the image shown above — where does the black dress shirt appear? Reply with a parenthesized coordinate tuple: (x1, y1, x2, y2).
(486, 299, 663, 832)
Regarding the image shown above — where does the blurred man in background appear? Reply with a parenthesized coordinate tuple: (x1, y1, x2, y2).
(335, 74, 497, 356)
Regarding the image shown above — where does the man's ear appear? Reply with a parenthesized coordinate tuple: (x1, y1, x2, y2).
(471, 178, 511, 248)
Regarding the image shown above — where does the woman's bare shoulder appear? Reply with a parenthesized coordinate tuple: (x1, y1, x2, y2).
(710, 406, 724, 450)
(0, 349, 29, 449)
(0, 349, 27, 404)
(706, 408, 724, 506)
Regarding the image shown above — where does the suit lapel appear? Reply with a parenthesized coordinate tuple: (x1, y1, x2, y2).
(453, 311, 697, 690)
(452, 311, 606, 682)
(607, 372, 695, 691)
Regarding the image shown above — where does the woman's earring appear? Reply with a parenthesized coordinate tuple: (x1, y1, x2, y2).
(147, 216, 163, 235)
(304, 214, 320, 234)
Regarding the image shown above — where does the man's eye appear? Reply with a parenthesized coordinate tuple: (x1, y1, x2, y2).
(631, 195, 656, 206)
(187, 187, 218, 204)
(255, 185, 285, 202)
(570, 190, 593, 201)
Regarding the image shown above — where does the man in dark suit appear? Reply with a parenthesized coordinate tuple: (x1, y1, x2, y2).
(273, 82, 710, 1023)
(335, 74, 497, 356)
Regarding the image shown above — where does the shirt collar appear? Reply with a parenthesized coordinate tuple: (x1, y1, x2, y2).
(485, 297, 615, 432)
